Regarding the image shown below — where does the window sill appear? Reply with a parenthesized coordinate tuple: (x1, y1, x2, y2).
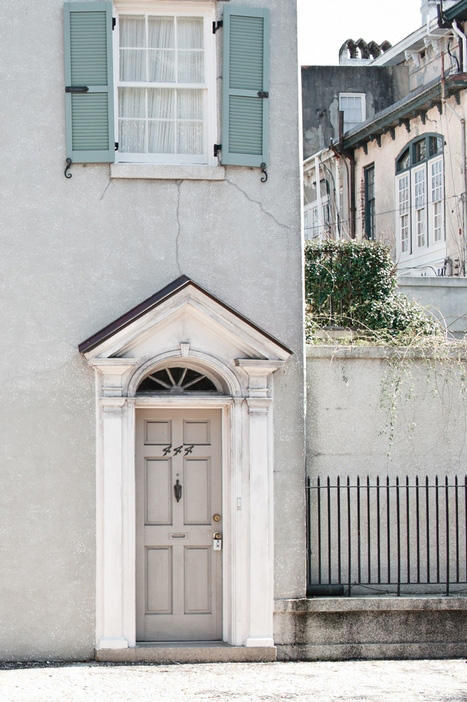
(110, 163, 225, 181)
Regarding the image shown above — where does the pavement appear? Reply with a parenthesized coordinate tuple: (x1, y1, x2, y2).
(0, 659, 466, 702)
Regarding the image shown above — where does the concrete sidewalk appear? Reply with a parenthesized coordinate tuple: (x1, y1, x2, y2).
(0, 659, 466, 702)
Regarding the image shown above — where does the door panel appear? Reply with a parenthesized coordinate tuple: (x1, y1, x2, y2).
(136, 408, 222, 641)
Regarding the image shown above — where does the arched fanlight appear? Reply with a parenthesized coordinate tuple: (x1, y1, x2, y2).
(136, 366, 221, 395)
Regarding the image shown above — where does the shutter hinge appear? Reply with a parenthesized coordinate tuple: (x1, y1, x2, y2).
(65, 86, 89, 93)
(112, 17, 116, 30)
(115, 142, 119, 151)
(257, 91, 269, 98)
(214, 144, 222, 157)
(212, 20, 223, 34)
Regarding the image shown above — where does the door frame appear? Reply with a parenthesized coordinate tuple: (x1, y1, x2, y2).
(91, 351, 284, 652)
(134, 399, 231, 644)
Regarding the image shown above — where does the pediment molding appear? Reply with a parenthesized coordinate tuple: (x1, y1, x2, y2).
(79, 276, 292, 365)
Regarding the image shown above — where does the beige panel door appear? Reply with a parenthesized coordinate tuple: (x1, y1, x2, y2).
(136, 408, 222, 641)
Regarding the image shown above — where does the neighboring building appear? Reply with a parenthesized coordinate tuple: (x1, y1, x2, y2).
(0, 0, 304, 661)
(303, 0, 467, 277)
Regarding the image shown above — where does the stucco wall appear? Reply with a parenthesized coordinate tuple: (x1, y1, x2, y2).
(306, 345, 467, 478)
(399, 276, 467, 337)
(0, 0, 304, 659)
(352, 91, 466, 272)
(302, 65, 409, 158)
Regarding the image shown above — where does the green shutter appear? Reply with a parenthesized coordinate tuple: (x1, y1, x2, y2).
(221, 6, 269, 167)
(64, 2, 114, 163)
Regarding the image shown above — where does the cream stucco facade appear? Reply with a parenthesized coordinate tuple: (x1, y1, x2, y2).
(0, 0, 304, 661)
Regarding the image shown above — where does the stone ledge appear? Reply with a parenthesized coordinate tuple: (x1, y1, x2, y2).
(276, 642, 467, 661)
(275, 596, 467, 613)
(306, 345, 467, 360)
(110, 163, 226, 180)
(96, 645, 277, 664)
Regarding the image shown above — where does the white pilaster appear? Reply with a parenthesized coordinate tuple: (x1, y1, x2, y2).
(90, 359, 139, 650)
(236, 359, 285, 648)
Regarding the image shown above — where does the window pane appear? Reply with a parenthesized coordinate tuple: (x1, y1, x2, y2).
(397, 148, 410, 172)
(401, 214, 409, 253)
(413, 139, 426, 164)
(433, 202, 443, 242)
(119, 88, 146, 118)
(177, 17, 204, 49)
(120, 49, 147, 81)
(119, 120, 146, 152)
(178, 51, 204, 83)
(177, 89, 203, 119)
(148, 121, 174, 153)
(178, 122, 203, 154)
(414, 169, 425, 208)
(148, 17, 175, 48)
(149, 50, 176, 82)
(148, 88, 175, 119)
(119, 16, 146, 48)
(431, 159, 443, 202)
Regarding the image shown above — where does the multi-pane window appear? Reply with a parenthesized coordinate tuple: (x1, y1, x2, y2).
(413, 167, 426, 248)
(430, 158, 444, 242)
(398, 175, 410, 254)
(116, 11, 211, 163)
(395, 134, 444, 257)
(364, 165, 375, 240)
(339, 93, 366, 132)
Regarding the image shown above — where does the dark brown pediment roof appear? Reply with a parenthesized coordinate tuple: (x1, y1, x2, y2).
(78, 275, 293, 355)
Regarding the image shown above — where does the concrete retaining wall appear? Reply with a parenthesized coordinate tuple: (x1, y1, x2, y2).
(274, 597, 467, 660)
(306, 345, 467, 478)
(399, 276, 467, 339)
(286, 345, 467, 660)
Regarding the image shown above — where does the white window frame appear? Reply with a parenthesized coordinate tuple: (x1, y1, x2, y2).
(113, 1, 217, 166)
(412, 164, 427, 250)
(429, 156, 444, 243)
(338, 93, 366, 133)
(396, 173, 410, 256)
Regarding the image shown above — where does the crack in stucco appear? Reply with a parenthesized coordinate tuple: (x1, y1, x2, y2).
(225, 177, 292, 230)
(99, 179, 112, 201)
(175, 180, 182, 275)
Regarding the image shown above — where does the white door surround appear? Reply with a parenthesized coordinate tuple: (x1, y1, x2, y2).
(79, 276, 291, 653)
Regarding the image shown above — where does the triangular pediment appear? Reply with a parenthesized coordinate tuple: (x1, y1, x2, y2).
(79, 276, 292, 363)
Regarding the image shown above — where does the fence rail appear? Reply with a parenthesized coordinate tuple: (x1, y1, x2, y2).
(306, 475, 467, 597)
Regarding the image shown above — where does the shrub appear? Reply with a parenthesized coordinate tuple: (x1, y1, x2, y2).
(304, 240, 442, 341)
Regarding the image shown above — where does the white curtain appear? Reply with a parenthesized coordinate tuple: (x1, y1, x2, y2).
(119, 16, 204, 155)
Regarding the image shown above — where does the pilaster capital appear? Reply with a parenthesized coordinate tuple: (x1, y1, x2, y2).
(101, 397, 128, 415)
(236, 359, 285, 399)
(88, 358, 141, 397)
(246, 398, 272, 415)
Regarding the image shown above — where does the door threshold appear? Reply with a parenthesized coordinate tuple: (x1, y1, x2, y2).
(96, 642, 277, 664)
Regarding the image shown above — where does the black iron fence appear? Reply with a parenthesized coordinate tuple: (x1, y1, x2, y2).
(306, 475, 467, 597)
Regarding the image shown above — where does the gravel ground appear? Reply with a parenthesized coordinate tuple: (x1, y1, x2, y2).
(0, 659, 466, 702)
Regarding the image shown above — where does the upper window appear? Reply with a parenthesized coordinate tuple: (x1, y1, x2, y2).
(64, 3, 270, 171)
(115, 7, 215, 164)
(339, 93, 366, 133)
(395, 134, 445, 259)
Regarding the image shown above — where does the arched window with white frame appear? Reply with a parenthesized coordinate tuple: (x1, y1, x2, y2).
(395, 134, 445, 269)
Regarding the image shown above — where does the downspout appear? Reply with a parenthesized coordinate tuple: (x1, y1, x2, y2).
(444, 100, 467, 273)
(330, 110, 356, 238)
(452, 20, 467, 72)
